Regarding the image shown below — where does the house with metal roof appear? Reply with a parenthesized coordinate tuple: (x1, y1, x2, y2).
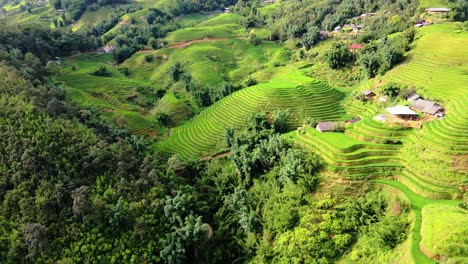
(412, 99, 443, 115)
(425, 7, 450, 13)
(386, 106, 417, 119)
(316, 122, 339, 132)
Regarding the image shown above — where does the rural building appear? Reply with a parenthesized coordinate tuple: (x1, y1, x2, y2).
(319, 31, 331, 39)
(414, 20, 431, 28)
(412, 99, 443, 115)
(54, 57, 61, 65)
(362, 89, 376, 100)
(386, 105, 417, 119)
(342, 24, 364, 33)
(349, 43, 364, 52)
(407, 93, 421, 102)
(360, 13, 375, 18)
(379, 96, 387, 102)
(316, 122, 339, 132)
(97, 45, 116, 54)
(224, 7, 231, 13)
(425, 7, 450, 13)
(334, 26, 342, 32)
(346, 117, 361, 125)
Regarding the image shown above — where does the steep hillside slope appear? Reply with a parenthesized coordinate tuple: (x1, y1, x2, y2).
(156, 69, 346, 159)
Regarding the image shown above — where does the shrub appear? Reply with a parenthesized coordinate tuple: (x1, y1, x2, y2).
(91, 65, 111, 77)
(144, 54, 153, 63)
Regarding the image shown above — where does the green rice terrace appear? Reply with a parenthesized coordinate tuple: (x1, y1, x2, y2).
(1, 0, 466, 262)
(53, 10, 466, 263)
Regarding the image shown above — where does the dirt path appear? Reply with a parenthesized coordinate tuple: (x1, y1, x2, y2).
(201, 150, 232, 161)
(169, 37, 229, 49)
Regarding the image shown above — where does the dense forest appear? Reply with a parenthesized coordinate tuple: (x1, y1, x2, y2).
(0, 0, 466, 263)
(0, 59, 409, 263)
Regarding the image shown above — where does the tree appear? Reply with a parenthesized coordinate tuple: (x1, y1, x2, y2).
(225, 127, 235, 148)
(91, 65, 111, 77)
(272, 109, 290, 133)
(23, 223, 49, 262)
(302, 26, 320, 50)
(380, 82, 401, 98)
(359, 51, 380, 78)
(72, 186, 90, 220)
(170, 61, 182, 82)
(249, 32, 262, 46)
(325, 42, 353, 69)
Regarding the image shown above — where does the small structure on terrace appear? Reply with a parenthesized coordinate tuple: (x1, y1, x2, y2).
(425, 7, 450, 13)
(412, 99, 444, 116)
(349, 43, 364, 52)
(346, 117, 361, 125)
(316, 122, 339, 132)
(386, 105, 417, 120)
(319, 31, 331, 39)
(362, 89, 376, 100)
(407, 93, 421, 102)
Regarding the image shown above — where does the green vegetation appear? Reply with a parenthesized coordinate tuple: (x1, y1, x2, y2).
(0, 0, 467, 262)
(156, 69, 346, 159)
(421, 204, 468, 263)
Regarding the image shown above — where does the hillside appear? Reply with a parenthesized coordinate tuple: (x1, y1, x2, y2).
(0, 0, 466, 263)
(156, 68, 346, 159)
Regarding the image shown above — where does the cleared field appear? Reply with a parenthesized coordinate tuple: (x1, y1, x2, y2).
(156, 69, 346, 159)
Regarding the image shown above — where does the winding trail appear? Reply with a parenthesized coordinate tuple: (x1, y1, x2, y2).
(168, 37, 229, 49)
(371, 180, 461, 264)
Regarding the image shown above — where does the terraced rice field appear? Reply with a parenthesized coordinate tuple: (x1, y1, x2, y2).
(291, 23, 466, 263)
(165, 13, 246, 43)
(373, 180, 460, 264)
(156, 70, 346, 159)
(56, 53, 159, 135)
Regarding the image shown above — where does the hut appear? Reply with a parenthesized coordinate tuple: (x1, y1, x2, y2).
(412, 99, 443, 115)
(346, 117, 361, 125)
(349, 43, 364, 52)
(316, 122, 339, 132)
(362, 89, 376, 100)
(386, 106, 417, 119)
(407, 93, 421, 102)
(425, 7, 450, 13)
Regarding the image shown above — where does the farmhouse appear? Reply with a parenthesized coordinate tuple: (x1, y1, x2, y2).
(343, 24, 364, 33)
(414, 19, 431, 28)
(334, 26, 342, 32)
(362, 89, 376, 100)
(386, 105, 417, 119)
(346, 117, 361, 125)
(319, 31, 331, 39)
(412, 99, 443, 115)
(407, 93, 421, 102)
(316, 122, 339, 132)
(360, 13, 375, 18)
(98, 45, 116, 54)
(425, 7, 450, 13)
(349, 43, 364, 52)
